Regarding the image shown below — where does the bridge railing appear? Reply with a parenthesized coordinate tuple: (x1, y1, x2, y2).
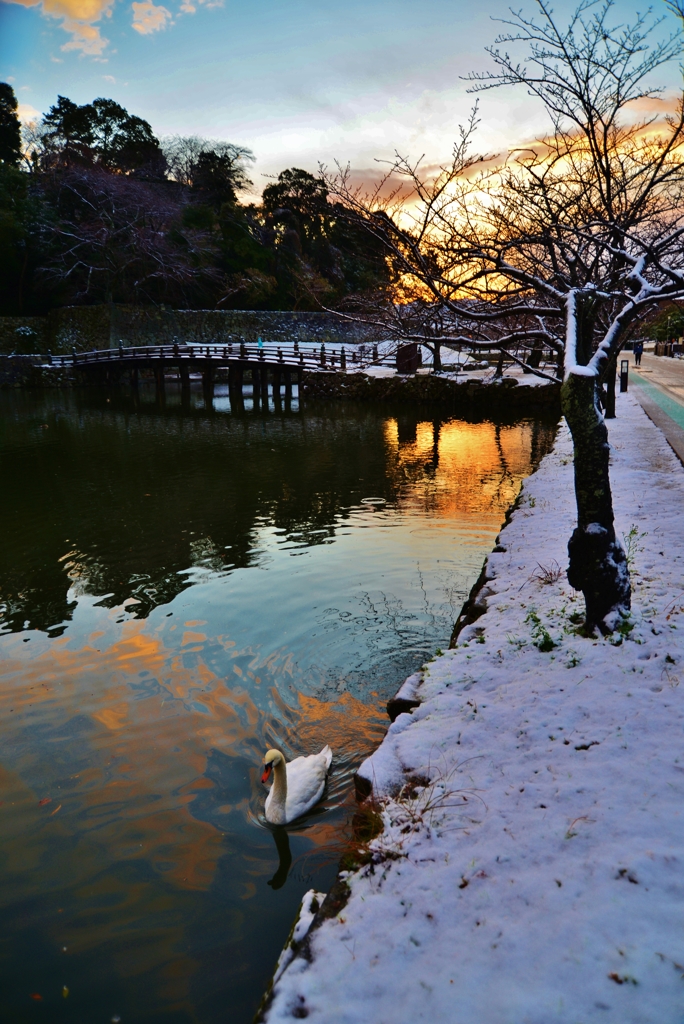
(41, 340, 398, 373)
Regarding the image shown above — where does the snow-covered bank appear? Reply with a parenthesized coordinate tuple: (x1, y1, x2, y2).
(261, 393, 684, 1024)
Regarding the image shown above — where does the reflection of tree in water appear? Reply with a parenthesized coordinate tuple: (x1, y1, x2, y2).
(385, 413, 556, 519)
(0, 390, 557, 634)
(0, 395, 388, 631)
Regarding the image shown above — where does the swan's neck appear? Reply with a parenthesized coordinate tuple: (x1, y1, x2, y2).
(271, 758, 288, 812)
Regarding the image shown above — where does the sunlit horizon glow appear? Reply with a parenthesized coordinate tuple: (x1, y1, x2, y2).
(2, 0, 684, 192)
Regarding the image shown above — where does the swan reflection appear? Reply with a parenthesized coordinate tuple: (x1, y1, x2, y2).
(267, 827, 293, 890)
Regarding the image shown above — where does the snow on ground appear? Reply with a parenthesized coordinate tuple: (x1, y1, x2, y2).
(262, 393, 684, 1024)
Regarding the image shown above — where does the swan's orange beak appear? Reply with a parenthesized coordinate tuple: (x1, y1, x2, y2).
(261, 764, 272, 784)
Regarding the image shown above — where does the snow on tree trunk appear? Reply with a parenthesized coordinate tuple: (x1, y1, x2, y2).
(561, 372, 630, 632)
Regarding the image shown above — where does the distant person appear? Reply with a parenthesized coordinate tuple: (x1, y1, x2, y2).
(634, 341, 644, 366)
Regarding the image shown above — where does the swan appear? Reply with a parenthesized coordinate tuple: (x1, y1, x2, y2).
(261, 746, 333, 825)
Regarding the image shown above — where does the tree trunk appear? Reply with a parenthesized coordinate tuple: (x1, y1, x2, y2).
(494, 350, 505, 378)
(561, 372, 630, 632)
(604, 358, 616, 419)
(432, 341, 442, 372)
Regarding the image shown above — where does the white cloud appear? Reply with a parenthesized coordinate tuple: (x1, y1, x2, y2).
(131, 0, 171, 34)
(17, 102, 40, 122)
(103, 73, 115, 81)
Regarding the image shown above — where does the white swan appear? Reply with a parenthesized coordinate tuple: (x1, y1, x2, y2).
(261, 746, 333, 825)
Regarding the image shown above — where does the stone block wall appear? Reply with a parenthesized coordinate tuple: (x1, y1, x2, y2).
(0, 305, 385, 355)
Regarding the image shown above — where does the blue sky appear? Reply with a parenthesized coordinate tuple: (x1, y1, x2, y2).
(2, 0, 683, 190)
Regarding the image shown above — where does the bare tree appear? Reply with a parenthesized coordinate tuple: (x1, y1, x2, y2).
(161, 135, 254, 191)
(328, 0, 684, 632)
(39, 166, 221, 306)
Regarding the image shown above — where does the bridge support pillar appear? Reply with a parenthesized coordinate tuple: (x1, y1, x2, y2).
(273, 367, 282, 409)
(229, 362, 243, 392)
(261, 365, 269, 404)
(251, 364, 261, 405)
(154, 363, 166, 397)
(202, 364, 214, 406)
(130, 366, 138, 391)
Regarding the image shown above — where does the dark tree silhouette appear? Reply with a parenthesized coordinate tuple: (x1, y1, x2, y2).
(0, 83, 21, 167)
(42, 96, 163, 176)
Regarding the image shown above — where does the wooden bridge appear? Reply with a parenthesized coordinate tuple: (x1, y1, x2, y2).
(43, 339, 397, 402)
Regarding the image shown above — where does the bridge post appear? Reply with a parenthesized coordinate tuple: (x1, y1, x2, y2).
(202, 363, 215, 405)
(228, 362, 243, 393)
(131, 366, 139, 391)
(261, 363, 269, 404)
(155, 362, 166, 397)
(273, 366, 282, 408)
(284, 369, 292, 401)
(252, 364, 260, 405)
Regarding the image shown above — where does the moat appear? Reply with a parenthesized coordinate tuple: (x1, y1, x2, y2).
(0, 384, 556, 1023)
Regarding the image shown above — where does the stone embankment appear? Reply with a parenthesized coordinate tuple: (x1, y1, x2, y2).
(301, 370, 560, 411)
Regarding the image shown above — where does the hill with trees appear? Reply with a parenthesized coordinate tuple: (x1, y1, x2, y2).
(0, 89, 389, 316)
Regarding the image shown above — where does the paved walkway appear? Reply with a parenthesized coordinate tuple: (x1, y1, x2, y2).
(628, 352, 684, 463)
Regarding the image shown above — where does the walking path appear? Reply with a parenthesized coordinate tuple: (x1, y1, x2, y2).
(630, 352, 684, 463)
(261, 391, 684, 1024)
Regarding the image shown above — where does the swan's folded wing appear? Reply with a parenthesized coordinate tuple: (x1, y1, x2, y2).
(285, 756, 328, 820)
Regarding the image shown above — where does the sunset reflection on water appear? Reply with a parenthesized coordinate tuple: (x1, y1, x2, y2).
(0, 389, 556, 1023)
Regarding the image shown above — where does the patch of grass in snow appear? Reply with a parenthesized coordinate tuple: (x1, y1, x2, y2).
(507, 633, 527, 649)
(525, 560, 564, 587)
(608, 613, 636, 645)
(423, 648, 444, 666)
(623, 524, 646, 569)
(525, 610, 558, 652)
(360, 762, 488, 863)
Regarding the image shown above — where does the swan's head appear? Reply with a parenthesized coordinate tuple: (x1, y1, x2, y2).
(261, 748, 283, 784)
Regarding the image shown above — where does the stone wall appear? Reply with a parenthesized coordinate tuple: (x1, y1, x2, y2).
(301, 371, 561, 412)
(0, 305, 385, 355)
(0, 317, 49, 355)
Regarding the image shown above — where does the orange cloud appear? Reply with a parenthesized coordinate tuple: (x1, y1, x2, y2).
(131, 0, 171, 33)
(3, 0, 112, 54)
(178, 0, 222, 13)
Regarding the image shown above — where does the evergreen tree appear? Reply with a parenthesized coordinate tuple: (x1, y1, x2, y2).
(0, 83, 22, 167)
(42, 95, 163, 175)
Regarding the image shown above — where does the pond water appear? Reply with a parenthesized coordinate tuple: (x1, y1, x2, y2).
(0, 384, 556, 1024)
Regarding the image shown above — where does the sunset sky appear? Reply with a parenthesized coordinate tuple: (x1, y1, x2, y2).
(2, 0, 682, 190)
